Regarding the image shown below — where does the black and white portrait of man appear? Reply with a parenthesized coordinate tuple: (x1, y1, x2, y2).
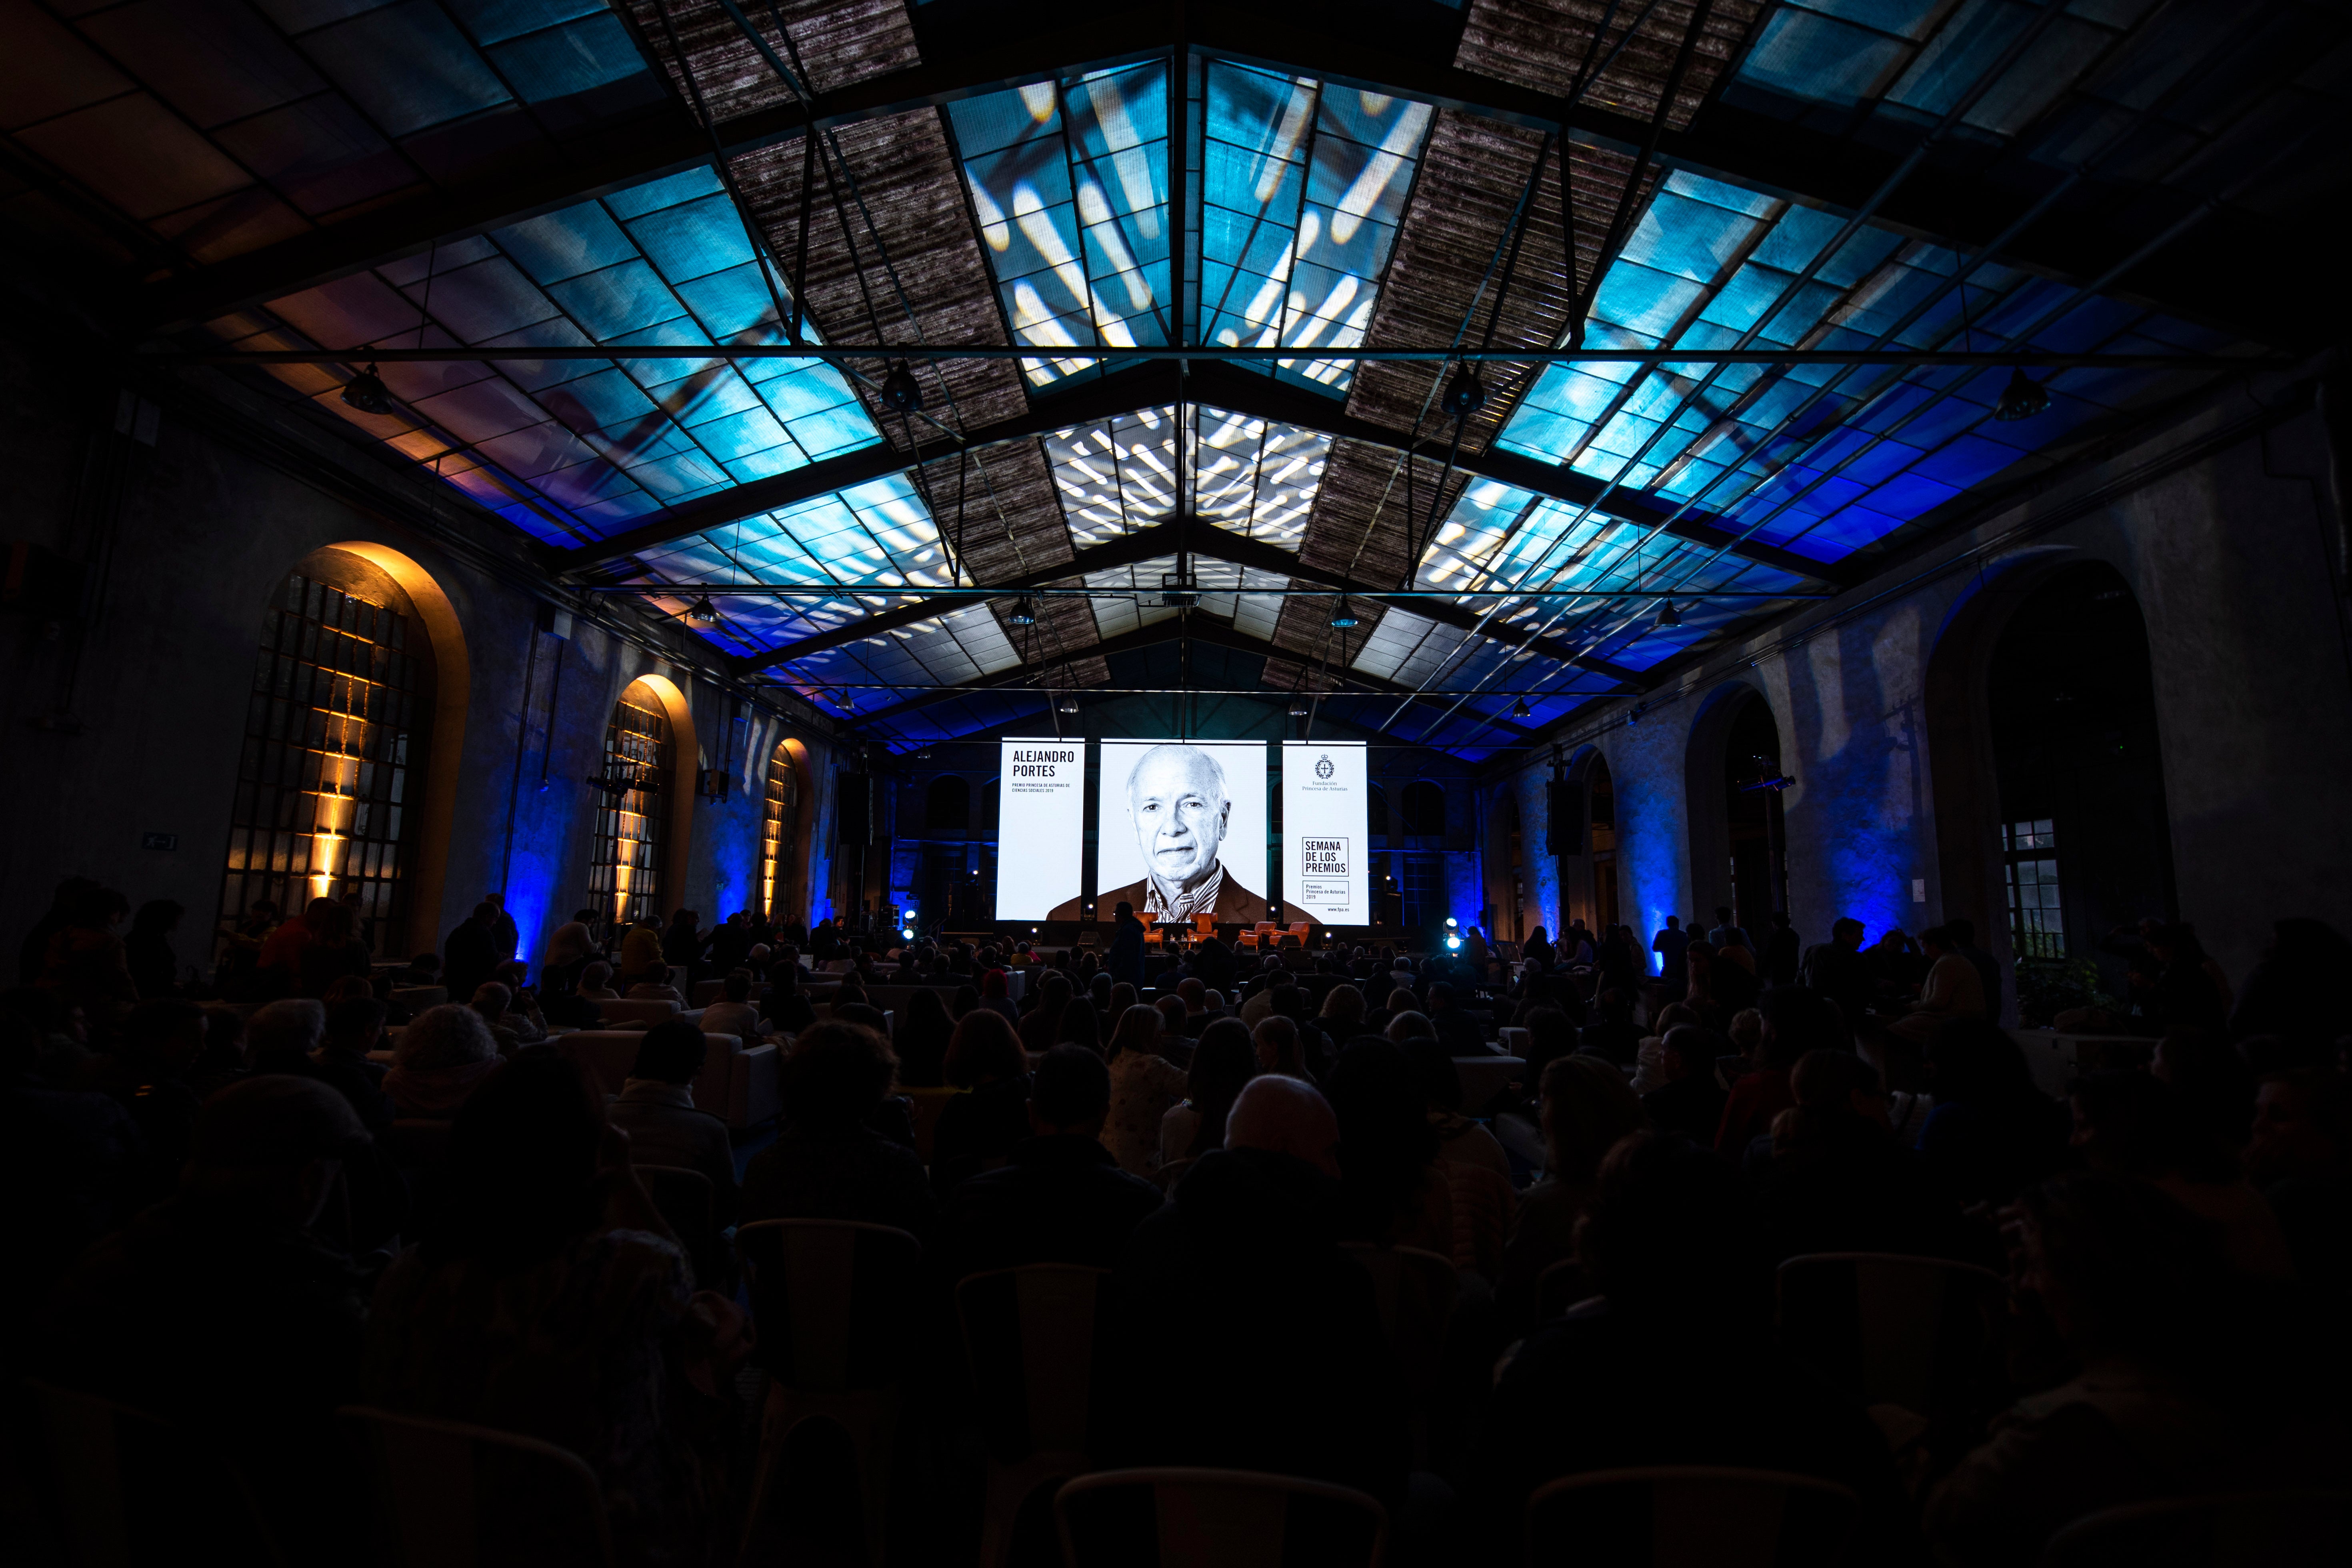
(1050, 742, 1268, 923)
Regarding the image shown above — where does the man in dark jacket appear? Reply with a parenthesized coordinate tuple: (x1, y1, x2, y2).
(1101, 1076, 1407, 1507)
(1105, 902, 1147, 991)
(946, 1046, 1162, 1279)
(1426, 982, 1492, 1056)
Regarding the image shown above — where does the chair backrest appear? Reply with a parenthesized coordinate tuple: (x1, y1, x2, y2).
(1193, 913, 1216, 935)
(342, 1405, 611, 1568)
(1340, 1243, 1457, 1408)
(592, 998, 680, 1028)
(2041, 1491, 2352, 1568)
(903, 1084, 963, 1166)
(1524, 1466, 1858, 1567)
(1775, 1252, 2006, 1437)
(736, 1219, 924, 1392)
(1253, 922, 1277, 936)
(955, 1266, 1112, 1465)
(1056, 1468, 1388, 1568)
(29, 1380, 284, 1568)
(1136, 910, 1158, 930)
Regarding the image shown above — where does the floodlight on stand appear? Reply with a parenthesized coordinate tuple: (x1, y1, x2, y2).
(1005, 596, 1038, 626)
(1510, 696, 1532, 719)
(1440, 364, 1487, 419)
(1656, 598, 1680, 629)
(879, 361, 924, 414)
(1446, 934, 1462, 950)
(340, 364, 395, 416)
(684, 594, 721, 626)
(1993, 368, 2050, 422)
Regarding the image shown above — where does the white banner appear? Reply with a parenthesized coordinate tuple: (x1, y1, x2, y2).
(1284, 741, 1368, 925)
(1084, 739, 1269, 925)
(996, 737, 1084, 920)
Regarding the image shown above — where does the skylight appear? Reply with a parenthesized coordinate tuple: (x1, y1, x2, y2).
(1195, 61, 1432, 394)
(946, 62, 1172, 389)
(1497, 168, 2238, 564)
(1042, 404, 1330, 551)
(214, 163, 878, 547)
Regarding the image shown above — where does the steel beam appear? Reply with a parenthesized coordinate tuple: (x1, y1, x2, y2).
(833, 614, 1544, 739)
(132, 3, 2282, 343)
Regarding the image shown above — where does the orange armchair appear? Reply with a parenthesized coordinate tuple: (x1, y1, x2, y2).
(1192, 913, 1216, 940)
(1137, 910, 1163, 948)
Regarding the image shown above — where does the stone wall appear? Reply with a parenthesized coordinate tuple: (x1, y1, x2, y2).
(1501, 384, 2352, 1002)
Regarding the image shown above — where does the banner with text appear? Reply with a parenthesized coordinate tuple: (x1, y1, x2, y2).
(995, 737, 1084, 920)
(1283, 741, 1368, 926)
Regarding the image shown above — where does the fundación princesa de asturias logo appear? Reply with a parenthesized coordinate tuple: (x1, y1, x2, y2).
(1314, 753, 1335, 781)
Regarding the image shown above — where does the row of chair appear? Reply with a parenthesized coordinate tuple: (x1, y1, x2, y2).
(29, 1371, 2346, 1567)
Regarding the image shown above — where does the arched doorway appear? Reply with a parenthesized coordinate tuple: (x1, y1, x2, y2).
(1588, 753, 1620, 932)
(760, 738, 808, 925)
(1686, 684, 1787, 937)
(216, 543, 465, 963)
(1985, 563, 2174, 987)
(590, 674, 694, 929)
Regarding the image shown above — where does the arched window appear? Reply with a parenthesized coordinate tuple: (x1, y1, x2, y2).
(925, 774, 970, 831)
(590, 681, 673, 928)
(1401, 780, 1446, 836)
(219, 553, 434, 952)
(761, 742, 800, 922)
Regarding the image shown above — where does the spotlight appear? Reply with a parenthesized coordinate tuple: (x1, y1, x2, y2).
(1626, 700, 1648, 727)
(901, 927, 914, 940)
(1510, 696, 1531, 719)
(1160, 571, 1199, 609)
(1445, 916, 1458, 929)
(340, 364, 395, 416)
(1656, 598, 1680, 629)
(1993, 368, 2050, 423)
(684, 594, 721, 626)
(1289, 695, 1310, 717)
(1006, 596, 1038, 626)
(1445, 934, 1462, 950)
(1058, 690, 1080, 714)
(1440, 364, 1486, 419)
(880, 361, 924, 414)
(1328, 596, 1360, 630)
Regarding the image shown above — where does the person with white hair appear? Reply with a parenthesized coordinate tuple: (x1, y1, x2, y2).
(1050, 744, 1268, 922)
(382, 1003, 500, 1118)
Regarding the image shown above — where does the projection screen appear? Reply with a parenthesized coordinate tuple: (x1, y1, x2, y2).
(995, 737, 1084, 920)
(1283, 740, 1369, 926)
(1069, 739, 1268, 924)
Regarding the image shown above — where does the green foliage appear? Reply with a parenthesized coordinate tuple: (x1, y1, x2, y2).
(2014, 955, 2118, 1026)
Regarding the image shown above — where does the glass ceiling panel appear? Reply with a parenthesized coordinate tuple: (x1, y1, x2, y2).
(626, 473, 953, 655)
(1496, 167, 2245, 565)
(1044, 404, 1330, 550)
(947, 62, 1172, 389)
(209, 163, 878, 547)
(1728, 0, 2151, 136)
(17, 0, 665, 268)
(1080, 554, 1291, 642)
(1195, 61, 1432, 396)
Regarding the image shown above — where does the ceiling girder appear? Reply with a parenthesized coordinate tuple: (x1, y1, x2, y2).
(135, 3, 2261, 343)
(550, 357, 1844, 590)
(834, 613, 1544, 740)
(723, 510, 1651, 688)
